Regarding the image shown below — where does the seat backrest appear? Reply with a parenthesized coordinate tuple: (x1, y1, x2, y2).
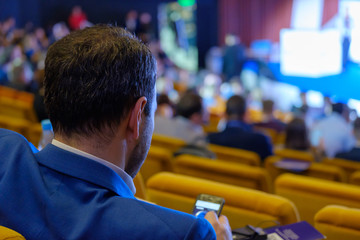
(323, 157, 360, 180)
(314, 205, 360, 240)
(174, 154, 271, 192)
(275, 173, 360, 225)
(140, 146, 173, 183)
(350, 170, 360, 186)
(265, 156, 346, 182)
(134, 172, 147, 200)
(254, 127, 278, 144)
(151, 134, 186, 152)
(208, 144, 261, 166)
(274, 148, 314, 161)
(0, 226, 25, 240)
(147, 172, 299, 229)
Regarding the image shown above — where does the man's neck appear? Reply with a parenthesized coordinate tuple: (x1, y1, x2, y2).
(54, 134, 127, 170)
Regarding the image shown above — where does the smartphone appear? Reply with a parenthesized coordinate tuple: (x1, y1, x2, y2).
(192, 194, 225, 217)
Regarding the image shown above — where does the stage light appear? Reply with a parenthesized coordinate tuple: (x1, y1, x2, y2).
(178, 0, 196, 7)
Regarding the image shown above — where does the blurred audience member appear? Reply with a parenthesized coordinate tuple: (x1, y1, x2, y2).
(310, 103, 355, 158)
(125, 10, 139, 33)
(335, 117, 360, 161)
(254, 99, 286, 133)
(208, 95, 272, 161)
(156, 94, 174, 119)
(285, 118, 310, 151)
(154, 91, 207, 146)
(222, 34, 246, 81)
(137, 12, 153, 43)
(49, 22, 70, 44)
(292, 92, 308, 118)
(68, 6, 88, 30)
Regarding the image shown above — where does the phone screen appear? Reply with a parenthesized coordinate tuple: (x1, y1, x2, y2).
(192, 194, 224, 217)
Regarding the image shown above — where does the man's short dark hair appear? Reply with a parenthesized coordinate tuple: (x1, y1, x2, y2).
(44, 25, 156, 139)
(226, 95, 246, 118)
(176, 92, 202, 119)
(332, 103, 346, 115)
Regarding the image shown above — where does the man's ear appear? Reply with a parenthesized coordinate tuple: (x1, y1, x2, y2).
(128, 97, 147, 140)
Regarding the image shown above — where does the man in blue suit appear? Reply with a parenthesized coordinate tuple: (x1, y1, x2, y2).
(208, 95, 273, 161)
(0, 25, 232, 239)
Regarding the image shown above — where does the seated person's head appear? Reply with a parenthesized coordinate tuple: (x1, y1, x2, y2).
(226, 95, 246, 121)
(262, 100, 274, 116)
(175, 91, 204, 125)
(156, 94, 173, 118)
(44, 25, 157, 177)
(332, 103, 349, 121)
(285, 117, 309, 151)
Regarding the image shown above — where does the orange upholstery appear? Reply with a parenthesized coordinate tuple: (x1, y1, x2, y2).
(147, 172, 299, 229)
(140, 146, 173, 183)
(151, 134, 185, 152)
(0, 226, 25, 240)
(265, 156, 346, 182)
(174, 154, 272, 192)
(0, 86, 17, 99)
(323, 157, 360, 181)
(314, 205, 360, 240)
(208, 144, 261, 166)
(0, 116, 41, 147)
(274, 148, 314, 161)
(275, 173, 360, 225)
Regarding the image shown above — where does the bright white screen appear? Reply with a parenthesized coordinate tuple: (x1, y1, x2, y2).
(280, 29, 342, 77)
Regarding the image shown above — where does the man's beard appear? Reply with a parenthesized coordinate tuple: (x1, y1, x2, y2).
(125, 118, 152, 178)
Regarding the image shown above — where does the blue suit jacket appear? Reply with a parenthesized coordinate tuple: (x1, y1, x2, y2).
(208, 121, 273, 161)
(0, 129, 215, 240)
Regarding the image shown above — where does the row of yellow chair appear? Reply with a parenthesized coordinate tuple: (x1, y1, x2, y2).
(0, 86, 41, 146)
(151, 134, 360, 183)
(0, 115, 42, 147)
(0, 86, 37, 122)
(138, 172, 360, 239)
(275, 173, 360, 225)
(141, 143, 360, 197)
(145, 172, 299, 229)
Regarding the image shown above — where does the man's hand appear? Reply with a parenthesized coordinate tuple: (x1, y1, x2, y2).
(204, 211, 232, 240)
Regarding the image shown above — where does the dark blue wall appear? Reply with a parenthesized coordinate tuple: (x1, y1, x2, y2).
(0, 0, 218, 68)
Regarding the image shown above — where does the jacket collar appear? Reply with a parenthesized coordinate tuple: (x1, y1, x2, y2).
(35, 144, 135, 199)
(226, 120, 253, 132)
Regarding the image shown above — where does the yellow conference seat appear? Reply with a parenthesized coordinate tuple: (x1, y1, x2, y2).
(0, 98, 37, 123)
(134, 172, 147, 200)
(25, 123, 42, 147)
(349, 171, 360, 186)
(265, 156, 346, 182)
(314, 205, 360, 240)
(0, 116, 32, 138)
(254, 127, 278, 144)
(323, 157, 360, 181)
(151, 134, 186, 152)
(275, 173, 360, 225)
(208, 144, 261, 166)
(140, 146, 173, 183)
(0, 86, 17, 99)
(174, 154, 272, 192)
(147, 172, 299, 229)
(274, 148, 314, 162)
(0, 226, 25, 240)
